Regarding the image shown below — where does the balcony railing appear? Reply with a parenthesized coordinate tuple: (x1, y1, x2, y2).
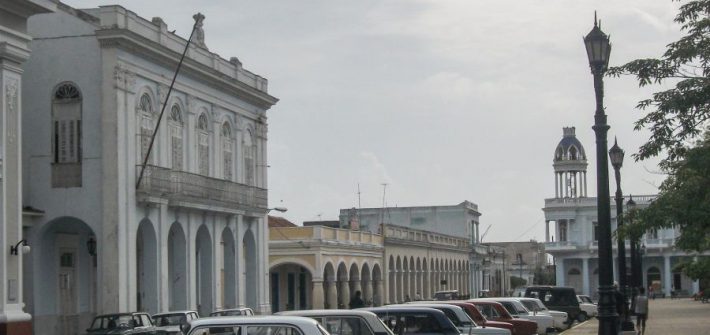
(545, 241, 579, 250)
(136, 164, 267, 210)
(270, 226, 384, 247)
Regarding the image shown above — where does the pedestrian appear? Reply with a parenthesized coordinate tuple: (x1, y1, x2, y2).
(404, 294, 411, 302)
(613, 282, 625, 317)
(634, 287, 649, 335)
(415, 292, 422, 301)
(349, 290, 365, 309)
(649, 285, 655, 300)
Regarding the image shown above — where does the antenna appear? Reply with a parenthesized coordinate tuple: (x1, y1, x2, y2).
(357, 183, 362, 209)
(380, 183, 388, 224)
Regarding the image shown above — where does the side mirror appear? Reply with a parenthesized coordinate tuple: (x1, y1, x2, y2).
(180, 320, 190, 334)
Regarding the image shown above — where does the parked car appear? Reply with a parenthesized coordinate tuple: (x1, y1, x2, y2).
(86, 312, 156, 335)
(277, 309, 393, 335)
(360, 306, 460, 335)
(394, 303, 510, 335)
(415, 301, 515, 335)
(515, 298, 569, 331)
(209, 307, 254, 317)
(467, 301, 537, 335)
(524, 286, 581, 325)
(473, 298, 555, 334)
(433, 290, 459, 301)
(576, 295, 597, 321)
(152, 310, 199, 335)
(182, 316, 327, 335)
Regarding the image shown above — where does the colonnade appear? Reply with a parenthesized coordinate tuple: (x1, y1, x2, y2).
(386, 255, 470, 303)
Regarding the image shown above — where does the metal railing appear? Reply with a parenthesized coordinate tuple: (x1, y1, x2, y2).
(136, 164, 267, 210)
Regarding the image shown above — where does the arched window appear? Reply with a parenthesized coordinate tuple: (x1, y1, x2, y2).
(197, 113, 210, 175)
(169, 104, 184, 170)
(52, 82, 82, 187)
(137, 93, 155, 164)
(244, 129, 255, 185)
(569, 146, 578, 160)
(555, 147, 564, 160)
(221, 122, 233, 180)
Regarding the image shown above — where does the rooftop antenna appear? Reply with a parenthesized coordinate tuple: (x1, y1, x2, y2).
(357, 183, 362, 209)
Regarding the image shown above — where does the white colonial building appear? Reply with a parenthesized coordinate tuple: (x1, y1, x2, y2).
(543, 127, 701, 298)
(1, 1, 55, 334)
(338, 202, 485, 299)
(21, 4, 277, 334)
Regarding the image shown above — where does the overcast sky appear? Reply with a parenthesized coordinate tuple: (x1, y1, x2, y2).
(67, 0, 681, 242)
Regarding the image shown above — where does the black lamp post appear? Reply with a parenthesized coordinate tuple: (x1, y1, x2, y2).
(609, 140, 634, 330)
(626, 196, 639, 318)
(584, 14, 617, 335)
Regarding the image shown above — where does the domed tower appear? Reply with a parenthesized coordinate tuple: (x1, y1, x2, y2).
(553, 127, 588, 198)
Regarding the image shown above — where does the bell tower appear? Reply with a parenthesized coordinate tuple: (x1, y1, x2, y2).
(553, 127, 588, 198)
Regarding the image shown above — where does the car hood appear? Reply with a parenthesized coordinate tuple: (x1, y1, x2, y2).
(86, 329, 136, 335)
(155, 325, 181, 331)
(483, 320, 513, 330)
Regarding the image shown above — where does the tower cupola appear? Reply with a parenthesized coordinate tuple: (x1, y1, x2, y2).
(553, 127, 588, 198)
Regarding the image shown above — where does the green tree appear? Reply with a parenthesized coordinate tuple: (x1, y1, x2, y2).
(510, 276, 527, 289)
(610, 0, 710, 282)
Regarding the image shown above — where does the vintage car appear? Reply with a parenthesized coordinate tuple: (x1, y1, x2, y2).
(576, 295, 597, 321)
(86, 312, 156, 335)
(524, 286, 581, 324)
(209, 307, 255, 317)
(514, 298, 569, 331)
(182, 316, 328, 335)
(277, 309, 393, 335)
(417, 301, 515, 335)
(152, 310, 199, 335)
(395, 303, 510, 335)
(360, 306, 460, 335)
(468, 301, 537, 335)
(474, 298, 554, 335)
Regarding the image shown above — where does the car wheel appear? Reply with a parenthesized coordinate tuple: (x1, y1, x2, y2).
(577, 312, 588, 322)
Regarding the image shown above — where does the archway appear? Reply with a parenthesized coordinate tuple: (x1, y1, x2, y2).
(221, 227, 236, 308)
(242, 227, 258, 310)
(168, 222, 187, 310)
(196, 225, 213, 317)
(395, 256, 403, 303)
(361, 263, 372, 305)
(137, 219, 158, 314)
(402, 257, 410, 302)
(647, 266, 662, 294)
(35, 217, 97, 335)
(269, 262, 313, 312)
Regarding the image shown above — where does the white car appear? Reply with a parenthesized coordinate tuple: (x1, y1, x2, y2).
(183, 316, 328, 335)
(391, 303, 511, 335)
(277, 309, 393, 335)
(516, 298, 569, 331)
(209, 307, 255, 317)
(576, 295, 597, 321)
(152, 310, 200, 335)
(474, 298, 555, 334)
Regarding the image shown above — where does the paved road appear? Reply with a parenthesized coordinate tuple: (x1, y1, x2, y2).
(560, 298, 709, 335)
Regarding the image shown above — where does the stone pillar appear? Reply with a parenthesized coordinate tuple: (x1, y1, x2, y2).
(352, 278, 362, 299)
(363, 279, 373, 306)
(235, 215, 245, 307)
(545, 221, 550, 242)
(692, 256, 700, 295)
(158, 203, 170, 312)
(339, 277, 350, 309)
(326, 277, 337, 309)
(582, 258, 590, 296)
(375, 279, 385, 306)
(396, 270, 403, 303)
(312, 279, 324, 309)
(556, 259, 565, 286)
(213, 217, 223, 310)
(664, 255, 672, 297)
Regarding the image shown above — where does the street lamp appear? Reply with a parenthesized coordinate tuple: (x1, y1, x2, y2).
(584, 13, 617, 335)
(626, 197, 639, 286)
(609, 140, 634, 330)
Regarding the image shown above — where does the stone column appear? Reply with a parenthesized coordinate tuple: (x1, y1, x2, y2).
(396, 270, 403, 303)
(556, 259, 565, 286)
(363, 279, 373, 306)
(326, 277, 337, 309)
(582, 258, 590, 296)
(235, 215, 245, 307)
(311, 279, 325, 309)
(545, 221, 550, 242)
(352, 278, 362, 299)
(664, 255, 672, 296)
(692, 256, 700, 295)
(158, 203, 170, 312)
(375, 279, 385, 306)
(339, 277, 350, 308)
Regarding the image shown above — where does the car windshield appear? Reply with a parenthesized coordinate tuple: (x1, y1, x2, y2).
(153, 314, 186, 327)
(89, 315, 135, 330)
(211, 310, 243, 316)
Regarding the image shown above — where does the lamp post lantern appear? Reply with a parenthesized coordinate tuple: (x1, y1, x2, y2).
(609, 140, 634, 330)
(584, 13, 618, 335)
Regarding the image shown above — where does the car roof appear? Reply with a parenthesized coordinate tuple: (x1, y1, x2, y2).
(277, 309, 378, 317)
(361, 306, 445, 314)
(189, 316, 318, 328)
(153, 311, 197, 316)
(95, 312, 147, 317)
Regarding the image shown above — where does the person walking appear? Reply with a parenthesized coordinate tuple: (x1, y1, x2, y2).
(634, 287, 649, 335)
(349, 290, 365, 309)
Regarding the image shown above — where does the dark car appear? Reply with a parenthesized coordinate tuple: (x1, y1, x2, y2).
(524, 286, 581, 324)
(360, 307, 460, 335)
(86, 312, 156, 335)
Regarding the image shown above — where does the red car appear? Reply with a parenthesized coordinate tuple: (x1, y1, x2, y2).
(434, 301, 516, 335)
(467, 300, 537, 335)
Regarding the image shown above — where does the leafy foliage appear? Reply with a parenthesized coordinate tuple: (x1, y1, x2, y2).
(607, 0, 710, 168)
(510, 276, 527, 289)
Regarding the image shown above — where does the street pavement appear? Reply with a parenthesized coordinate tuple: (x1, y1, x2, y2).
(560, 298, 709, 335)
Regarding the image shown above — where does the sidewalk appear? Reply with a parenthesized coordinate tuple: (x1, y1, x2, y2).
(560, 298, 710, 335)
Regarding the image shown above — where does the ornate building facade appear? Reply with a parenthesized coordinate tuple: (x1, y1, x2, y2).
(543, 127, 702, 298)
(21, 4, 277, 334)
(0, 1, 55, 334)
